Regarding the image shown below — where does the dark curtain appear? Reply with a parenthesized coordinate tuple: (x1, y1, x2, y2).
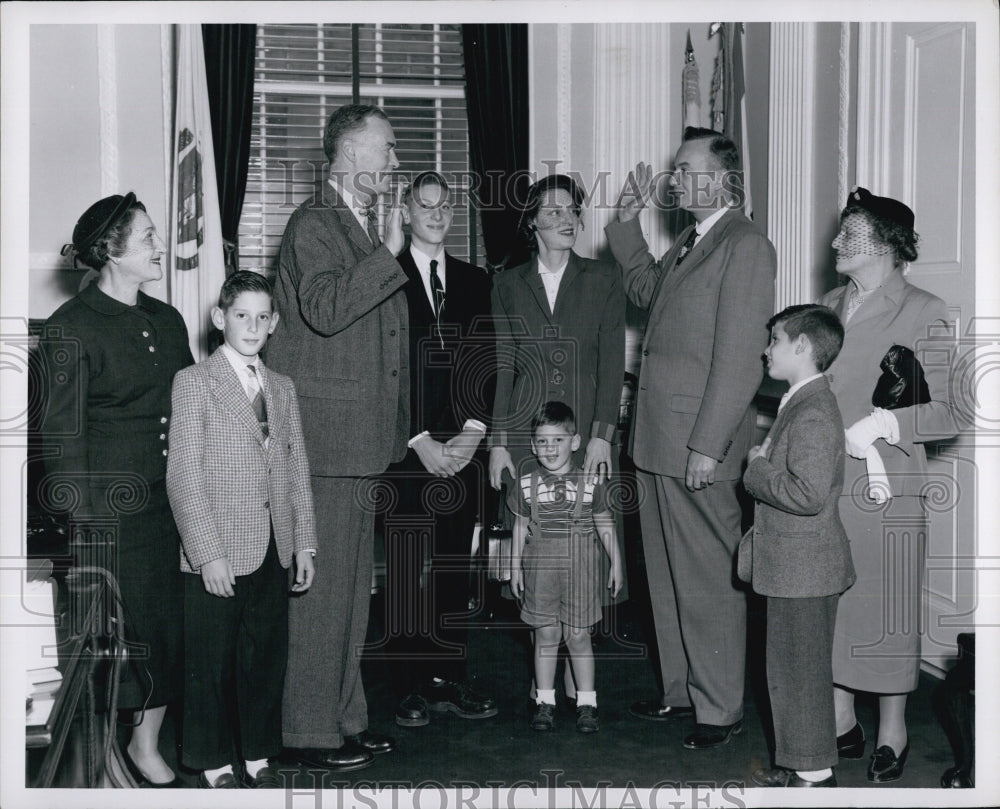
(461, 24, 530, 272)
(201, 24, 257, 275)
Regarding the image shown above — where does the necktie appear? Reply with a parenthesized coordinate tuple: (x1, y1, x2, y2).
(675, 227, 698, 265)
(246, 365, 269, 439)
(362, 205, 381, 247)
(429, 259, 445, 348)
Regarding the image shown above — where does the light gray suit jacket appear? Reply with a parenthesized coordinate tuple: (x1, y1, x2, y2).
(265, 184, 410, 477)
(167, 348, 316, 576)
(739, 376, 855, 598)
(606, 210, 776, 480)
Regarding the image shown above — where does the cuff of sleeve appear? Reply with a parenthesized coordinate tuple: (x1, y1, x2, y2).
(303, 548, 317, 557)
(590, 421, 617, 443)
(408, 430, 430, 448)
(487, 430, 508, 449)
(463, 419, 487, 433)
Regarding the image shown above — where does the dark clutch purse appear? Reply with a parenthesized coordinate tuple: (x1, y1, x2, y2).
(872, 344, 931, 410)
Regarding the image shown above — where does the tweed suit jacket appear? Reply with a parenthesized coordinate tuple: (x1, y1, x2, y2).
(396, 247, 493, 438)
(739, 376, 856, 598)
(489, 251, 626, 458)
(819, 271, 958, 496)
(265, 183, 409, 477)
(606, 211, 776, 480)
(167, 348, 316, 577)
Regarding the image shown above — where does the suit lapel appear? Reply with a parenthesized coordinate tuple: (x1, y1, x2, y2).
(326, 184, 376, 255)
(520, 259, 553, 324)
(551, 252, 583, 321)
(208, 349, 264, 444)
(399, 249, 436, 320)
(650, 224, 697, 302)
(259, 364, 285, 451)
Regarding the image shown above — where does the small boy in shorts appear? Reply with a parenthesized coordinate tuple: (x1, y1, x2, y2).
(509, 401, 623, 733)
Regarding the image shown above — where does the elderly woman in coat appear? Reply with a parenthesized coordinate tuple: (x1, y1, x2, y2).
(819, 187, 957, 783)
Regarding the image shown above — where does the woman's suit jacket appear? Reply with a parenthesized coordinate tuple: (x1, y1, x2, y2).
(739, 376, 855, 598)
(489, 251, 626, 467)
(819, 271, 958, 496)
(166, 348, 317, 577)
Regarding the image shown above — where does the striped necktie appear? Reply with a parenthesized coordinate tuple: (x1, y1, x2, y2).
(362, 205, 381, 247)
(246, 365, 269, 439)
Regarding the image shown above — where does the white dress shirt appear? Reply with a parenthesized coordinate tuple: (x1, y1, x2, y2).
(537, 256, 568, 313)
(692, 206, 729, 247)
(409, 243, 447, 312)
(777, 373, 824, 414)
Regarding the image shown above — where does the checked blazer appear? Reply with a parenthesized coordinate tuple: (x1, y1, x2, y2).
(166, 347, 316, 576)
(739, 376, 856, 598)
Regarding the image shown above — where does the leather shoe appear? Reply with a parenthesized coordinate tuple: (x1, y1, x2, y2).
(530, 702, 555, 731)
(198, 770, 239, 788)
(122, 749, 181, 788)
(396, 693, 430, 727)
(941, 766, 973, 788)
(867, 743, 909, 783)
(242, 764, 282, 789)
(345, 730, 396, 754)
(683, 720, 743, 749)
(295, 745, 374, 772)
(837, 722, 866, 759)
(427, 680, 498, 719)
(752, 767, 837, 787)
(629, 699, 694, 721)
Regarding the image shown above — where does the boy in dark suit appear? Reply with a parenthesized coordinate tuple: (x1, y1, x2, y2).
(167, 271, 316, 788)
(739, 304, 855, 788)
(383, 170, 497, 727)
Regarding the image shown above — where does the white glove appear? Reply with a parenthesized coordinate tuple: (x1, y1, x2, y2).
(844, 408, 899, 459)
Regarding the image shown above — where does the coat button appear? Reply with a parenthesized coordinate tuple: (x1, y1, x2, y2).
(142, 331, 149, 338)
(643, 350, 649, 356)
(162, 449, 168, 456)
(390, 329, 396, 336)
(392, 370, 398, 377)
(263, 501, 270, 510)
(148, 346, 156, 353)
(159, 433, 166, 440)
(161, 416, 168, 424)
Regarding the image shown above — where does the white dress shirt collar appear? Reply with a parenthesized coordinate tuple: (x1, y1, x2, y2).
(693, 206, 729, 245)
(328, 177, 369, 231)
(220, 343, 263, 396)
(778, 373, 824, 413)
(410, 244, 447, 309)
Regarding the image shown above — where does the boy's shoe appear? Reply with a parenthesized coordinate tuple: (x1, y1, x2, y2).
(530, 702, 555, 731)
(198, 770, 239, 789)
(576, 705, 600, 733)
(242, 764, 282, 789)
(427, 680, 498, 719)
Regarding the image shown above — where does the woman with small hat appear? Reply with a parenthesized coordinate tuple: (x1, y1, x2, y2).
(41, 193, 193, 786)
(819, 187, 957, 782)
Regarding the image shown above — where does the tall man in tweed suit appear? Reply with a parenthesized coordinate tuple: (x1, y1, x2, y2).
(167, 271, 316, 789)
(266, 104, 409, 771)
(606, 128, 776, 749)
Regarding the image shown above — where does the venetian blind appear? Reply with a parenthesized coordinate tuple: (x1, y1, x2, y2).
(238, 23, 479, 275)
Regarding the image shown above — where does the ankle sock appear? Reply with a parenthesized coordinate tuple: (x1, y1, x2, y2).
(536, 689, 556, 705)
(203, 764, 233, 784)
(244, 758, 269, 778)
(796, 768, 832, 782)
(576, 690, 597, 707)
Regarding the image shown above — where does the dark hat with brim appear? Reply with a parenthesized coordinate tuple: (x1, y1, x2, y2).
(61, 191, 137, 258)
(845, 186, 914, 231)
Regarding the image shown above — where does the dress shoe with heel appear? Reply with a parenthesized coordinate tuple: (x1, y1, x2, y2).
(837, 722, 866, 759)
(683, 719, 743, 749)
(867, 743, 909, 783)
(122, 749, 181, 788)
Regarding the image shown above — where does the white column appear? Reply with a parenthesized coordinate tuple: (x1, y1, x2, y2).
(767, 22, 817, 310)
(97, 25, 119, 196)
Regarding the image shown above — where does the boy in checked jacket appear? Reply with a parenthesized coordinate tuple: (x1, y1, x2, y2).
(167, 271, 315, 789)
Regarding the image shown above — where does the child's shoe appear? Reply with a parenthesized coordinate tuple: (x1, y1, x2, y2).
(530, 702, 555, 731)
(576, 705, 599, 733)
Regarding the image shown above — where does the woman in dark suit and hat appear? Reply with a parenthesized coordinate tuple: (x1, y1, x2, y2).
(41, 193, 193, 786)
(819, 187, 957, 782)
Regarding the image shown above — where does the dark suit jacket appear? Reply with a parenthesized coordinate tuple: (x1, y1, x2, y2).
(606, 210, 776, 480)
(265, 183, 409, 477)
(396, 247, 493, 439)
(167, 348, 316, 577)
(489, 251, 626, 463)
(739, 376, 856, 598)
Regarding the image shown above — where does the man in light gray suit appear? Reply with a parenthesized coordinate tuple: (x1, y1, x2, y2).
(266, 104, 409, 771)
(605, 128, 776, 749)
